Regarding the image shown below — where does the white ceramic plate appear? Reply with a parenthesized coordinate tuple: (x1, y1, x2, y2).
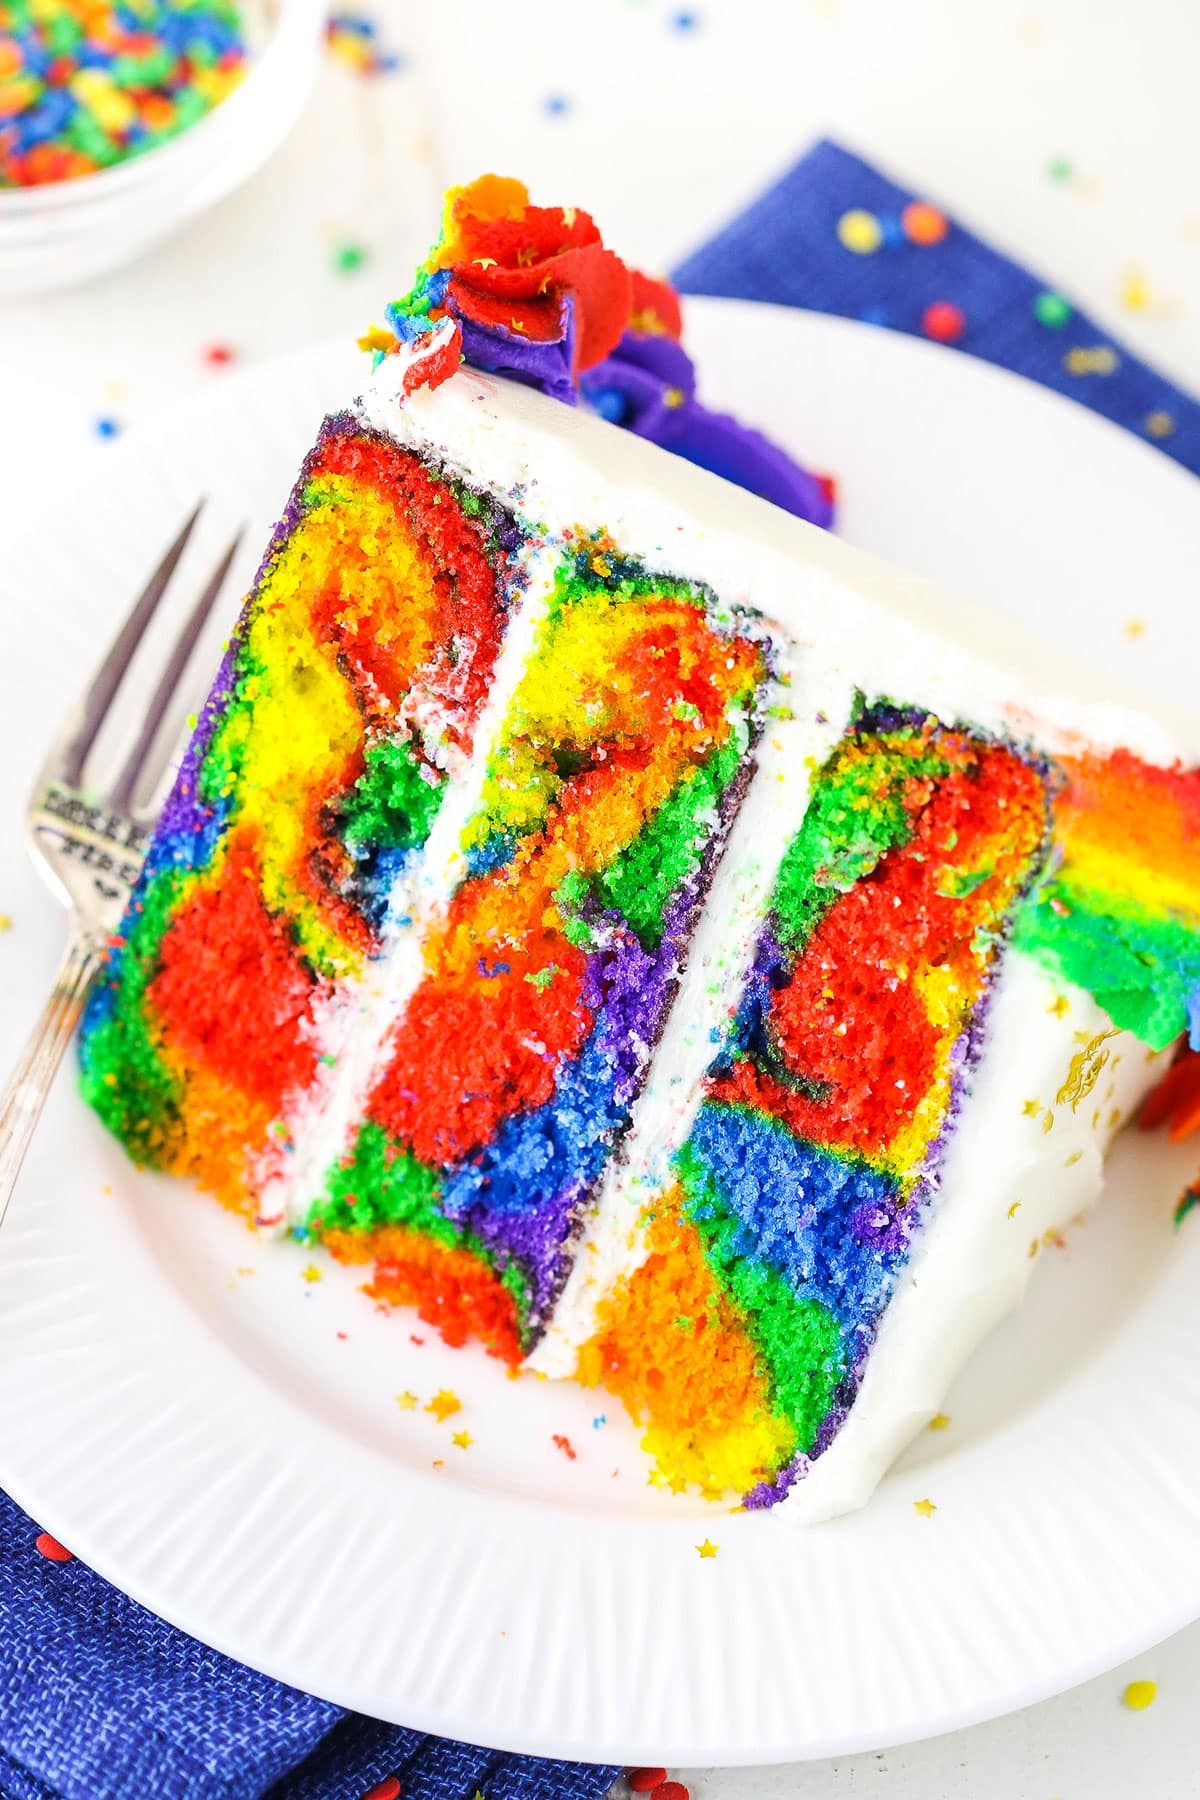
(1, 301, 1198, 1769)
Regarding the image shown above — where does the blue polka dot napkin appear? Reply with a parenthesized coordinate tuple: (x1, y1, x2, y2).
(673, 137, 1200, 480)
(3, 135, 1197, 1800)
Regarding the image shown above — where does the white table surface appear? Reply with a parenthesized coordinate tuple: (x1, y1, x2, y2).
(2, 2, 1199, 1793)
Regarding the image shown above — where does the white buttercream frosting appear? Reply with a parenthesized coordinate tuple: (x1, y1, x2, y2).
(249, 358, 1189, 1519)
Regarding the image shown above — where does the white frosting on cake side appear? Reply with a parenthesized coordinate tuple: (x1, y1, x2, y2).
(779, 952, 1168, 1522)
(244, 360, 1189, 1522)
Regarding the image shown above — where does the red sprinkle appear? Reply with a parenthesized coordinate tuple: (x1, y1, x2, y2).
(652, 1785, 689, 1800)
(921, 301, 966, 343)
(552, 1433, 577, 1460)
(35, 1532, 73, 1563)
(361, 1778, 401, 1800)
(203, 343, 236, 366)
(628, 1773, 667, 1794)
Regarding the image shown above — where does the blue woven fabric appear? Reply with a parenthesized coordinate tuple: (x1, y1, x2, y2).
(6, 136, 1196, 1800)
(0, 1490, 621, 1798)
(674, 138, 1200, 479)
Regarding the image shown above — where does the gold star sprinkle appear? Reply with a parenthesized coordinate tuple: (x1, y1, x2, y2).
(473, 256, 497, 269)
(1048, 994, 1070, 1018)
(302, 1264, 322, 1283)
(1022, 1098, 1042, 1117)
(426, 1389, 462, 1423)
(913, 1498, 938, 1518)
(509, 316, 525, 333)
(928, 1413, 951, 1431)
(1007, 1201, 1022, 1218)
(451, 1429, 473, 1449)
(355, 324, 396, 354)
(696, 1538, 719, 1559)
(395, 1391, 419, 1411)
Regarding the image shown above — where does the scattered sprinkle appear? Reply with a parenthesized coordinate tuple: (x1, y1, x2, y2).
(202, 343, 235, 367)
(913, 1497, 938, 1518)
(836, 208, 882, 254)
(1047, 994, 1070, 1018)
(1008, 1201, 1022, 1218)
(426, 1389, 461, 1422)
(592, 1414, 607, 1428)
(542, 93, 570, 116)
(1145, 411, 1175, 439)
(552, 1432, 577, 1460)
(1064, 345, 1119, 376)
(361, 1778, 401, 1800)
(0, 914, 11, 931)
(395, 1391, 419, 1411)
(334, 241, 367, 274)
(451, 1429, 473, 1449)
(93, 416, 120, 439)
(928, 1413, 951, 1431)
(1046, 156, 1074, 182)
(1124, 1679, 1157, 1711)
(35, 1532, 72, 1563)
(670, 9, 698, 28)
(695, 1538, 719, 1558)
(1125, 618, 1147, 637)
(1119, 268, 1152, 313)
(900, 201, 948, 246)
(301, 1263, 322, 1283)
(1032, 290, 1072, 328)
(921, 301, 966, 343)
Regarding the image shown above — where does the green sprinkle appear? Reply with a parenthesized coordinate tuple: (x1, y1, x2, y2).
(1033, 290, 1073, 328)
(334, 241, 368, 274)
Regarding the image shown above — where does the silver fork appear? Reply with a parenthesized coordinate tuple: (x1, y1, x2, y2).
(0, 508, 244, 1230)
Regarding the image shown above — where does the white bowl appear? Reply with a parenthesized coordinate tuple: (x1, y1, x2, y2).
(0, 0, 324, 296)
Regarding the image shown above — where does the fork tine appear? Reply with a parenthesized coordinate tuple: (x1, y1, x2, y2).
(110, 527, 245, 815)
(62, 502, 205, 787)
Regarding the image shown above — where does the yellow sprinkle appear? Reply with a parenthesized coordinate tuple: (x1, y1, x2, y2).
(1125, 618, 1147, 637)
(301, 1264, 322, 1283)
(1145, 411, 1175, 438)
(561, 205, 577, 229)
(1022, 1098, 1042, 1117)
(928, 1413, 951, 1431)
(696, 1538, 719, 1558)
(1119, 269, 1152, 312)
(356, 325, 397, 353)
(1064, 345, 1119, 376)
(451, 1429, 473, 1449)
(473, 256, 498, 269)
(1065, 1150, 1083, 1167)
(509, 315, 525, 333)
(1029, 1238, 1040, 1258)
(426, 1389, 461, 1422)
(590, 554, 611, 577)
(663, 386, 686, 409)
(395, 1391, 419, 1411)
(0, 913, 11, 931)
(913, 1497, 938, 1518)
(1042, 1110, 1055, 1134)
(1008, 1201, 1022, 1218)
(1123, 1679, 1157, 1711)
(1048, 994, 1070, 1018)
(837, 208, 883, 254)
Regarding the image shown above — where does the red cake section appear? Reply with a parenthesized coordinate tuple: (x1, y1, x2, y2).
(150, 838, 323, 1109)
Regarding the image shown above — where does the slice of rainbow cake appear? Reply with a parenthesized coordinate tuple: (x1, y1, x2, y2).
(80, 177, 1200, 1520)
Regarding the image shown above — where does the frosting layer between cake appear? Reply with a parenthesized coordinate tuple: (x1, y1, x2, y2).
(80, 359, 1200, 1519)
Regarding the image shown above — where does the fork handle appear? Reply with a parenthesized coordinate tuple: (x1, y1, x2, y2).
(0, 933, 105, 1234)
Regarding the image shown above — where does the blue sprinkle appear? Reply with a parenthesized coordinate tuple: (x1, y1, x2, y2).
(670, 8, 699, 28)
(858, 305, 889, 327)
(93, 416, 121, 440)
(592, 1414, 607, 1428)
(543, 93, 570, 116)
(879, 213, 905, 248)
